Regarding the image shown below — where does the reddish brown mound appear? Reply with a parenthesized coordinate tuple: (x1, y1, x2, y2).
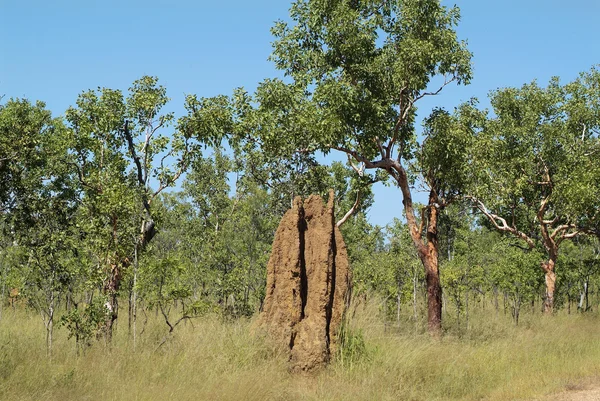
(259, 191, 351, 372)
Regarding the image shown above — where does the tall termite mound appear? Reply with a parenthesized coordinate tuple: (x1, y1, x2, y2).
(258, 190, 351, 372)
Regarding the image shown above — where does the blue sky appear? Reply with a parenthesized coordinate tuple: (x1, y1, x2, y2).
(1, 1, 599, 227)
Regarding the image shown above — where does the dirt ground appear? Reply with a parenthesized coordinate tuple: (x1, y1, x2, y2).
(543, 382, 600, 401)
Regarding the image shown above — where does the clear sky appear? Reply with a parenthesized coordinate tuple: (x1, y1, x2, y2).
(1, 1, 599, 227)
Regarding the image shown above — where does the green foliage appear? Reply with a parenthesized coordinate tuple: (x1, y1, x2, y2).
(232, 0, 473, 174)
(420, 104, 478, 198)
(337, 324, 370, 368)
(467, 68, 600, 239)
(0, 99, 66, 225)
(60, 297, 108, 351)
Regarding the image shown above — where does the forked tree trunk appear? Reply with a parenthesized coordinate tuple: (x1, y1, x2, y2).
(401, 182, 443, 336)
(103, 217, 150, 341)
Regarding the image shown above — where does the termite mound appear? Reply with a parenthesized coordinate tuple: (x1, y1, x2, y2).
(258, 190, 351, 372)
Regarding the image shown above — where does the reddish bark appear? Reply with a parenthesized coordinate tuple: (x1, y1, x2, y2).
(332, 148, 446, 336)
(473, 184, 580, 316)
(401, 180, 443, 336)
(424, 197, 442, 335)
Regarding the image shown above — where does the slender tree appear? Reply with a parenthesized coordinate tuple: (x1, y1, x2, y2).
(0, 99, 79, 353)
(64, 77, 219, 337)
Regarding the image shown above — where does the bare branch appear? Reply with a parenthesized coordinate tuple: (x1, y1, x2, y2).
(0, 153, 17, 162)
(551, 224, 578, 241)
(467, 196, 535, 249)
(561, 230, 580, 240)
(122, 120, 144, 186)
(542, 216, 559, 225)
(337, 190, 361, 227)
(417, 206, 428, 237)
(150, 115, 166, 138)
(332, 145, 401, 173)
(346, 154, 365, 177)
(151, 138, 191, 200)
(142, 116, 167, 183)
(413, 75, 457, 103)
(65, 160, 100, 193)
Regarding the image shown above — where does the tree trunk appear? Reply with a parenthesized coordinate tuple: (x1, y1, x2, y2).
(128, 284, 133, 334)
(44, 290, 55, 357)
(47, 309, 53, 356)
(455, 295, 460, 328)
(424, 261, 442, 335)
(442, 292, 446, 318)
(396, 279, 402, 324)
(465, 291, 469, 331)
(423, 196, 442, 336)
(542, 257, 557, 314)
(493, 286, 499, 315)
(104, 261, 123, 340)
(585, 279, 590, 311)
(0, 264, 5, 322)
(412, 271, 418, 323)
(132, 244, 139, 350)
(397, 170, 443, 336)
(512, 292, 521, 325)
(578, 279, 589, 312)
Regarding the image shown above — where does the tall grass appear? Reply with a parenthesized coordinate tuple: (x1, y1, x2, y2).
(1, 300, 599, 401)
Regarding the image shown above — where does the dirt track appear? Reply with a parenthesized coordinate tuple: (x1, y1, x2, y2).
(543, 383, 600, 401)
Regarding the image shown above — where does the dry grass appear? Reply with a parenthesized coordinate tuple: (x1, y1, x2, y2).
(1, 301, 600, 401)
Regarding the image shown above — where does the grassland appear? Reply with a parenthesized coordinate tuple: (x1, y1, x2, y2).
(1, 300, 599, 401)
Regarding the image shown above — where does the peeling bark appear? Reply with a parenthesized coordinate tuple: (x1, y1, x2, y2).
(542, 257, 557, 314)
(424, 191, 442, 335)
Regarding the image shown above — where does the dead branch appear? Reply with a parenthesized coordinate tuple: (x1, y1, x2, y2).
(337, 190, 361, 227)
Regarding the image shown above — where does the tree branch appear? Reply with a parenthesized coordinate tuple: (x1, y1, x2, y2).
(122, 120, 144, 186)
(337, 190, 361, 227)
(467, 196, 535, 249)
(413, 75, 457, 103)
(151, 138, 191, 200)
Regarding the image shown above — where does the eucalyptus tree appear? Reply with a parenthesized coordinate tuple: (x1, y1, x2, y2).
(466, 69, 600, 313)
(0, 99, 56, 221)
(64, 77, 221, 337)
(226, 0, 472, 334)
(0, 98, 80, 352)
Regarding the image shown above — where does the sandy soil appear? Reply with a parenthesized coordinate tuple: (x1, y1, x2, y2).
(544, 383, 600, 401)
